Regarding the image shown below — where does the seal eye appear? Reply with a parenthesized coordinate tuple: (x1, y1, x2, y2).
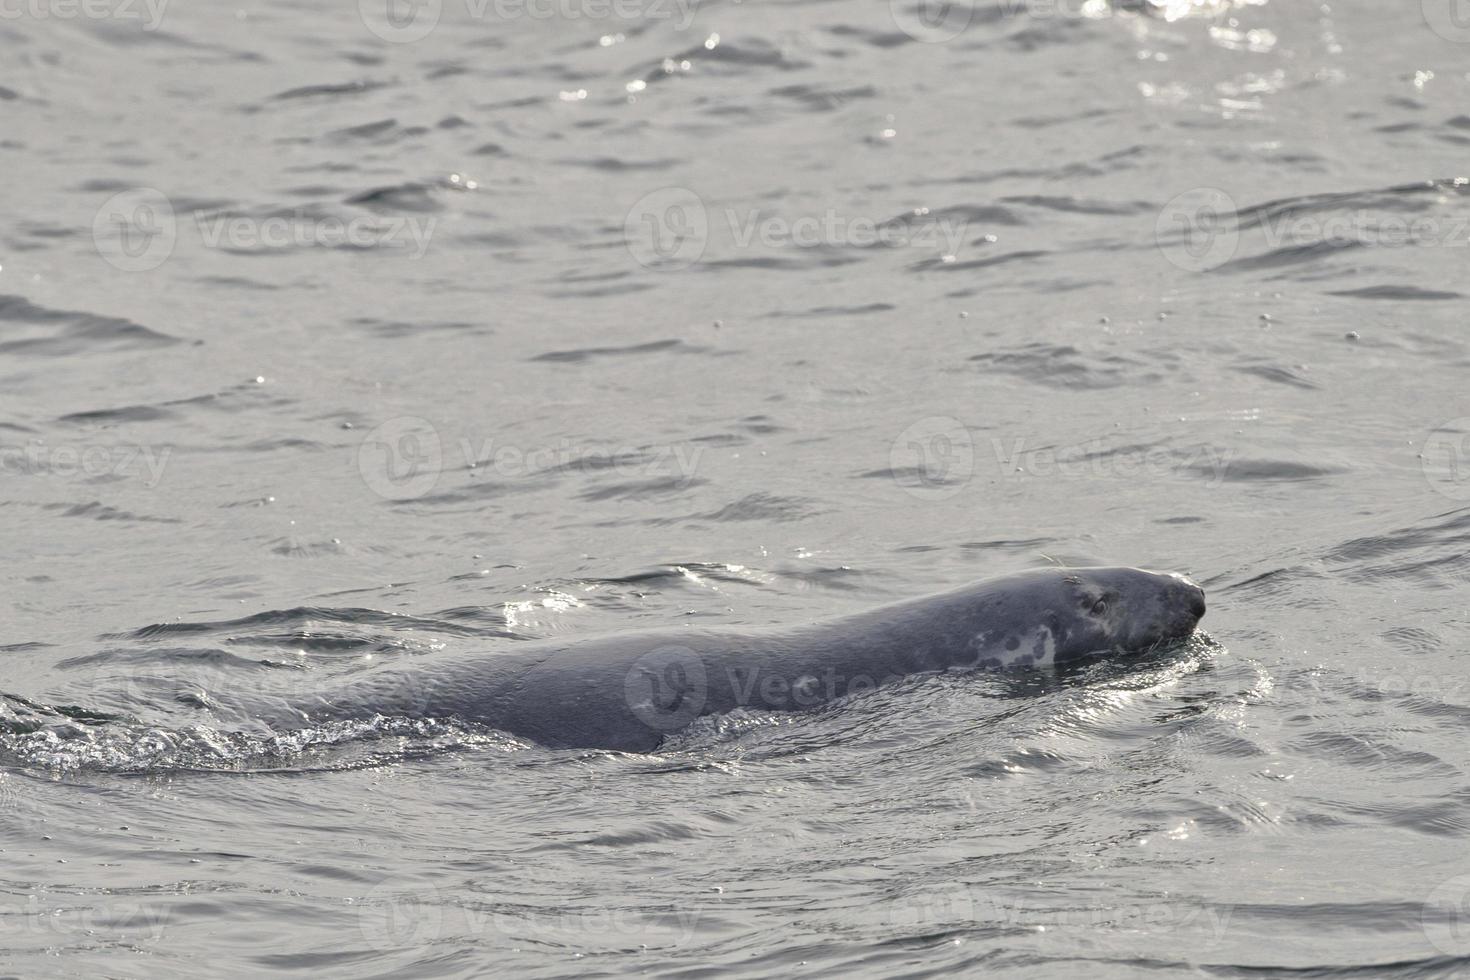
(1090, 598, 1108, 616)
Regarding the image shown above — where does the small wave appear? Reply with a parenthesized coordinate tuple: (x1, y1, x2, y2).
(269, 80, 389, 102)
(969, 342, 1179, 389)
(58, 392, 220, 424)
(114, 606, 510, 642)
(913, 249, 1051, 274)
(689, 492, 823, 523)
(1207, 458, 1344, 482)
(1324, 506, 1470, 585)
(557, 156, 682, 172)
(1377, 626, 1442, 656)
(577, 476, 707, 501)
(0, 295, 178, 356)
(764, 303, 896, 319)
(1231, 363, 1319, 389)
(587, 562, 774, 590)
(328, 118, 428, 145)
(1218, 238, 1366, 273)
(766, 84, 878, 112)
(345, 182, 442, 214)
(700, 249, 863, 272)
(528, 338, 703, 363)
(42, 502, 182, 524)
(1001, 194, 1155, 216)
(0, 717, 523, 774)
(1236, 180, 1468, 228)
(1328, 285, 1463, 301)
(627, 38, 811, 92)
(267, 537, 350, 559)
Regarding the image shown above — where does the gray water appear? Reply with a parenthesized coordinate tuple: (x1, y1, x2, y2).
(4, 0, 1470, 975)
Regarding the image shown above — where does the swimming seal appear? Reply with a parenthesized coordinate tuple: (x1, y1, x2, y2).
(295, 566, 1205, 752)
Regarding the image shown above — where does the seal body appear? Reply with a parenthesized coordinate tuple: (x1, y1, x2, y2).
(299, 566, 1205, 752)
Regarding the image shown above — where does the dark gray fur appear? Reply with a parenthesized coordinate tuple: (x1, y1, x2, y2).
(292, 566, 1205, 752)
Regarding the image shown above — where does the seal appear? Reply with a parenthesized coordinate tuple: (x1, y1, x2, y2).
(296, 566, 1205, 752)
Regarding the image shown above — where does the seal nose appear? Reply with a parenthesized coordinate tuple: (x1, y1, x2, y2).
(1187, 583, 1206, 621)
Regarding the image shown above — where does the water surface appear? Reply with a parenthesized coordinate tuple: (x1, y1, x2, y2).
(3, 0, 1470, 975)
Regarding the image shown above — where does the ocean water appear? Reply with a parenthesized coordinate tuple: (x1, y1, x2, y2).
(4, 0, 1470, 975)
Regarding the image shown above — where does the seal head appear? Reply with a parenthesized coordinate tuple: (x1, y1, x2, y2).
(1047, 566, 1206, 662)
